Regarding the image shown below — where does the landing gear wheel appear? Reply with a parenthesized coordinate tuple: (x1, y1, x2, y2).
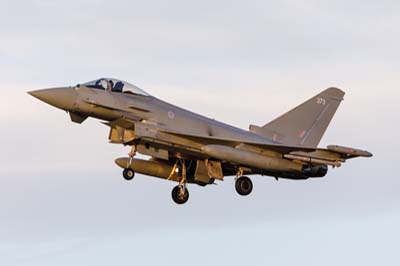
(123, 168, 135, 181)
(235, 176, 253, 196)
(171, 185, 189, 205)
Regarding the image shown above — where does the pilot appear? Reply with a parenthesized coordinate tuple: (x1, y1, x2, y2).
(107, 80, 114, 91)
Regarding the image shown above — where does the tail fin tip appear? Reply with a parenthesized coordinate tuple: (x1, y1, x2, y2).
(324, 87, 345, 100)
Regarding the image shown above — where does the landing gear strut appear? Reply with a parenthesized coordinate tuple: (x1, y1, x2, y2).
(122, 145, 136, 181)
(171, 159, 190, 205)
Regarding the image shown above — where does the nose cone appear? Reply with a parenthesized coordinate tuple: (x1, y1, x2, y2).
(28, 87, 77, 111)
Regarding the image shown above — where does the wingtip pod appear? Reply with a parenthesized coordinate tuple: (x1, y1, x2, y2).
(327, 145, 373, 158)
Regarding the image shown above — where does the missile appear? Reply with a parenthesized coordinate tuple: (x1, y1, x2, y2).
(201, 144, 303, 172)
(283, 154, 342, 167)
(115, 157, 181, 181)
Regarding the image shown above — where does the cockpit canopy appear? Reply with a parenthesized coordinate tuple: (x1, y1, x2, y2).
(82, 78, 150, 96)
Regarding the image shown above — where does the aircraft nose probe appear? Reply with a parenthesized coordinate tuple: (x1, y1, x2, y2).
(28, 87, 77, 111)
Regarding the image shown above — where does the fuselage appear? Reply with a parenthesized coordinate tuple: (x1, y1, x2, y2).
(28, 78, 373, 204)
(31, 79, 367, 179)
(74, 85, 277, 145)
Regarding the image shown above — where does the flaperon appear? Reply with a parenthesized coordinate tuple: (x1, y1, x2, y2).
(29, 78, 373, 204)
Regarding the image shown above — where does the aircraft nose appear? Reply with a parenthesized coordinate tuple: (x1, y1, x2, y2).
(28, 87, 77, 111)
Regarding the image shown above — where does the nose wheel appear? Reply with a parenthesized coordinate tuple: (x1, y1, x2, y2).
(235, 176, 253, 196)
(122, 145, 136, 181)
(123, 168, 135, 181)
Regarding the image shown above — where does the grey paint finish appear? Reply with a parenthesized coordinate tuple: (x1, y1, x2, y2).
(28, 78, 372, 203)
(251, 88, 345, 147)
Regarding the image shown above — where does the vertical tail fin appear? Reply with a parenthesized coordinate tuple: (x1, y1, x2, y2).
(250, 87, 345, 147)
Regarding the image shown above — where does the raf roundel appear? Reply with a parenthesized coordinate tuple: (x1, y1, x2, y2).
(168, 111, 175, 119)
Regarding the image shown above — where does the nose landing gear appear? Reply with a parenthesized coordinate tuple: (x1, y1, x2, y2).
(122, 145, 136, 181)
(123, 168, 135, 181)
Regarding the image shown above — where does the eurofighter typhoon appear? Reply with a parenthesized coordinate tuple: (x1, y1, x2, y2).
(29, 78, 372, 204)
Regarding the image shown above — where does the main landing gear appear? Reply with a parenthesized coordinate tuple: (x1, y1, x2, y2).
(170, 159, 190, 205)
(235, 176, 253, 196)
(171, 185, 189, 204)
(235, 168, 253, 196)
(119, 146, 253, 203)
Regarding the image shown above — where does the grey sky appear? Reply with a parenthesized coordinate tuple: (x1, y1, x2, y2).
(1, 1, 399, 265)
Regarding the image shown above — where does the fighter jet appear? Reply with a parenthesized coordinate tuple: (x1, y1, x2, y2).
(28, 78, 372, 204)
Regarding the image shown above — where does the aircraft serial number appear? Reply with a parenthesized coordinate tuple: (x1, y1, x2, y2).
(316, 97, 326, 105)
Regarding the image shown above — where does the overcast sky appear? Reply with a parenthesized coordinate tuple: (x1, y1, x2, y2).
(1, 1, 399, 265)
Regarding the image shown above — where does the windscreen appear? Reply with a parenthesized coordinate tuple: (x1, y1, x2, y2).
(82, 78, 150, 96)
